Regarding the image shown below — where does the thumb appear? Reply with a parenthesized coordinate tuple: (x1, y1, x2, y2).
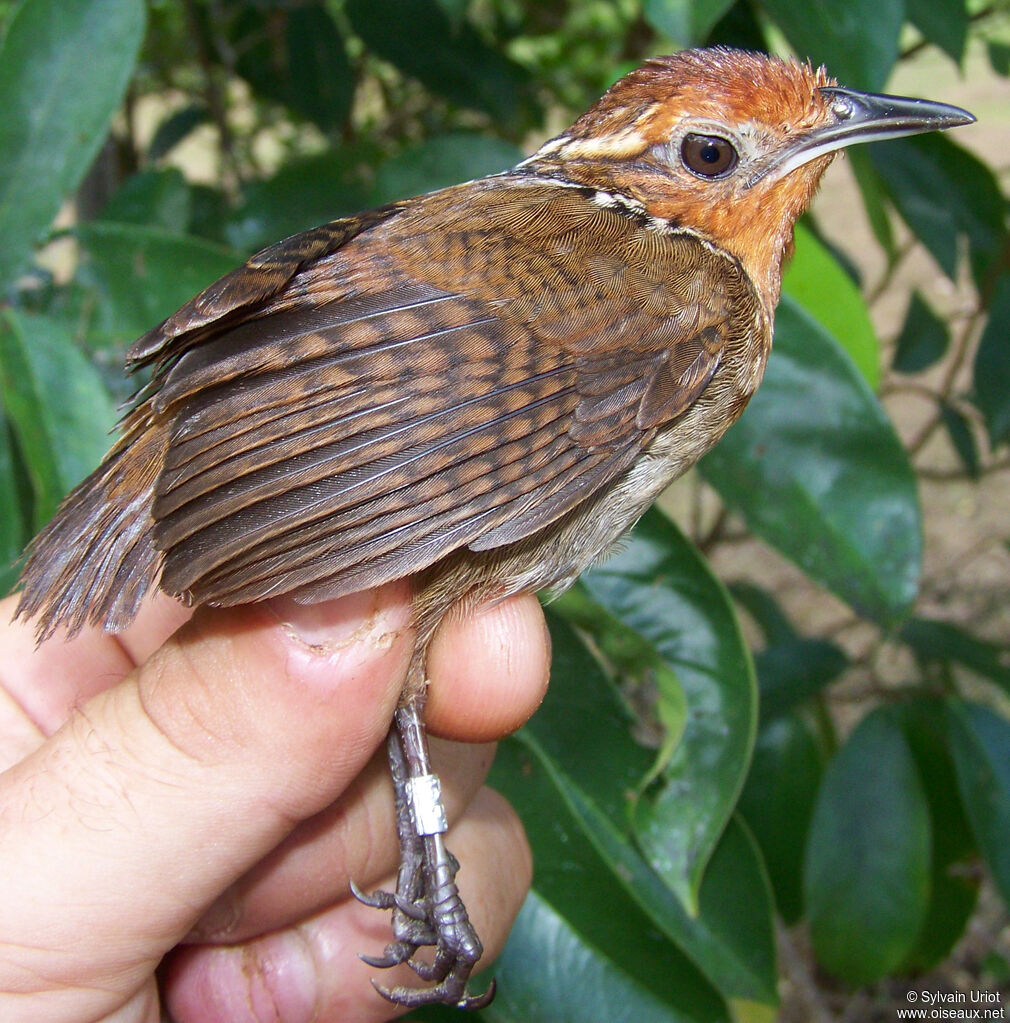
(0, 583, 412, 1017)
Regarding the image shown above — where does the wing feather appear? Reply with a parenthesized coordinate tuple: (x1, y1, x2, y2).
(146, 181, 754, 604)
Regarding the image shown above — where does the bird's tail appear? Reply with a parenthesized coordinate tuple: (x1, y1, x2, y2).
(14, 424, 168, 641)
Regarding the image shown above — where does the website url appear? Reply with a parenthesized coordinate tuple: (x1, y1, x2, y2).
(897, 1010, 1005, 1020)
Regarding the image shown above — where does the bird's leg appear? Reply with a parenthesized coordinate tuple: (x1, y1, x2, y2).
(351, 727, 435, 966)
(355, 690, 494, 1009)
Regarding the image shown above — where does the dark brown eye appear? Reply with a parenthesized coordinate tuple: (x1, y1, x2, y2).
(681, 134, 738, 178)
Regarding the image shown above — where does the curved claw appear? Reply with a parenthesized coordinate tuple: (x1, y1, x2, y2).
(371, 976, 496, 1010)
(359, 942, 416, 969)
(349, 878, 396, 910)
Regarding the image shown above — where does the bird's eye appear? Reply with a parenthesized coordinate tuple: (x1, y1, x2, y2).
(681, 134, 738, 178)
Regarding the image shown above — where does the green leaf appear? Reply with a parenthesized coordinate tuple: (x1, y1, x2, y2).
(642, 0, 736, 46)
(146, 103, 211, 162)
(947, 701, 1010, 907)
(847, 148, 897, 262)
(729, 582, 798, 646)
(896, 699, 978, 971)
(102, 168, 193, 232)
(901, 617, 1010, 698)
(988, 41, 1010, 77)
(738, 714, 824, 923)
(225, 149, 374, 254)
(580, 508, 756, 913)
(871, 134, 1006, 288)
(0, 310, 116, 527)
(233, 4, 354, 131)
(74, 221, 240, 351)
(803, 708, 931, 984)
(973, 271, 1010, 447)
(552, 584, 688, 781)
(939, 401, 980, 479)
(893, 292, 949, 375)
(0, 419, 28, 591)
(702, 297, 921, 625)
(488, 739, 730, 1023)
(506, 614, 776, 1008)
(371, 133, 524, 205)
(905, 0, 968, 64)
(346, 0, 537, 127)
(754, 639, 848, 723)
(760, 0, 901, 90)
(783, 223, 879, 386)
(731, 583, 848, 721)
(0, 0, 146, 289)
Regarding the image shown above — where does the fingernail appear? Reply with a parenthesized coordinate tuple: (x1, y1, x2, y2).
(268, 584, 410, 652)
(166, 935, 318, 1023)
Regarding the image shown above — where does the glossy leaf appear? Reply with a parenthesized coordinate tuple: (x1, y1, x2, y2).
(504, 614, 776, 1008)
(893, 293, 949, 375)
(901, 617, 1010, 698)
(973, 272, 1010, 447)
(346, 0, 537, 127)
(0, 0, 146, 289)
(783, 223, 878, 386)
(643, 0, 736, 46)
(897, 700, 978, 970)
(487, 742, 730, 1023)
(580, 508, 756, 912)
(74, 222, 240, 351)
(905, 0, 968, 64)
(804, 708, 931, 984)
(702, 298, 921, 625)
(233, 4, 353, 131)
(738, 714, 824, 923)
(761, 0, 900, 90)
(947, 701, 1010, 907)
(871, 134, 1006, 288)
(0, 310, 116, 527)
(371, 134, 525, 205)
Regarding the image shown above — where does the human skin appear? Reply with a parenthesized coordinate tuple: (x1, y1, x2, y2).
(0, 583, 550, 1023)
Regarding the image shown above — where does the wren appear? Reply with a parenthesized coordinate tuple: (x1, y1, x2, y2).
(15, 47, 973, 1008)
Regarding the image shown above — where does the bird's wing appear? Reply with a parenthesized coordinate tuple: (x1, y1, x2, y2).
(144, 178, 757, 606)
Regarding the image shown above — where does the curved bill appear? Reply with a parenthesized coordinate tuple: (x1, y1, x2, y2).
(750, 86, 976, 186)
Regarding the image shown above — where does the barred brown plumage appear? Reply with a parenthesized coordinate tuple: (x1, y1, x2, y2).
(14, 47, 973, 1008)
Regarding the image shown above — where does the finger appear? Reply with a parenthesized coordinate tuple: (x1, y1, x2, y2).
(184, 593, 549, 943)
(0, 583, 412, 1022)
(163, 788, 532, 1023)
(0, 590, 192, 738)
(188, 737, 495, 943)
(425, 593, 551, 742)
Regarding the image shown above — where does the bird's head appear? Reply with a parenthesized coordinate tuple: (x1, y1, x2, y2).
(527, 47, 974, 309)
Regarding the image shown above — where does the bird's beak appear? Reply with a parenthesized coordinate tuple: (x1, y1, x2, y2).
(750, 87, 975, 186)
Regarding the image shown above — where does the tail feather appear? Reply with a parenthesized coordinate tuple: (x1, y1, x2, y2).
(14, 427, 168, 641)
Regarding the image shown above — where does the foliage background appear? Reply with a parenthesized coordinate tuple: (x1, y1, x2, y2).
(0, 0, 1008, 1020)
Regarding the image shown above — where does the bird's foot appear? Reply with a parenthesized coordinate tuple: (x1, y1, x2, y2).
(354, 699, 493, 1008)
(353, 846, 489, 1007)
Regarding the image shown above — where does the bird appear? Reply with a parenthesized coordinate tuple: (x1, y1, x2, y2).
(14, 46, 973, 1009)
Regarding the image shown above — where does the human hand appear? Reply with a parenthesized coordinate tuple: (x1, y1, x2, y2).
(0, 582, 550, 1023)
